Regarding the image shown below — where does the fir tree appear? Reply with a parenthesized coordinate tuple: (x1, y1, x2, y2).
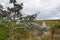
(0, 0, 37, 40)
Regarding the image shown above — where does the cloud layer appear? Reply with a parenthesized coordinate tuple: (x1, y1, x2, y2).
(0, 0, 60, 20)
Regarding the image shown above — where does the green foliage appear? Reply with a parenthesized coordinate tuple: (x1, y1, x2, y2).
(0, 19, 60, 40)
(14, 28, 24, 39)
(41, 36, 51, 40)
(16, 23, 25, 27)
(0, 27, 10, 40)
(34, 20, 60, 25)
(54, 24, 60, 29)
(1, 18, 12, 27)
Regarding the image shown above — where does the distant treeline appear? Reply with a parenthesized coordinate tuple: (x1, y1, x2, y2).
(34, 20, 60, 25)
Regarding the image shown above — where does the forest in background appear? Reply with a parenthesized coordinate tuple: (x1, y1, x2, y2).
(0, 20, 60, 40)
(34, 20, 60, 25)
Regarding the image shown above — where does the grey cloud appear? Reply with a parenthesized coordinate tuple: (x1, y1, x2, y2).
(0, 0, 60, 20)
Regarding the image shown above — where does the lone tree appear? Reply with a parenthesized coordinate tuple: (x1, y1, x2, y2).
(50, 23, 60, 40)
(0, 0, 23, 40)
(0, 0, 37, 40)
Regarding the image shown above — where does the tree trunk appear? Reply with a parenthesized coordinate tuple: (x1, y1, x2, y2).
(10, 1, 16, 40)
(51, 29, 54, 40)
(10, 27, 14, 40)
(10, 20, 15, 40)
(23, 32, 27, 40)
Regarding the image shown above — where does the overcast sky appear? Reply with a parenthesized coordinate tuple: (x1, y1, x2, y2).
(0, 0, 60, 20)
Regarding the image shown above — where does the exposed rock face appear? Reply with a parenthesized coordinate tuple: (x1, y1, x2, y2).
(43, 31, 51, 37)
(23, 21, 51, 40)
(41, 21, 47, 28)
